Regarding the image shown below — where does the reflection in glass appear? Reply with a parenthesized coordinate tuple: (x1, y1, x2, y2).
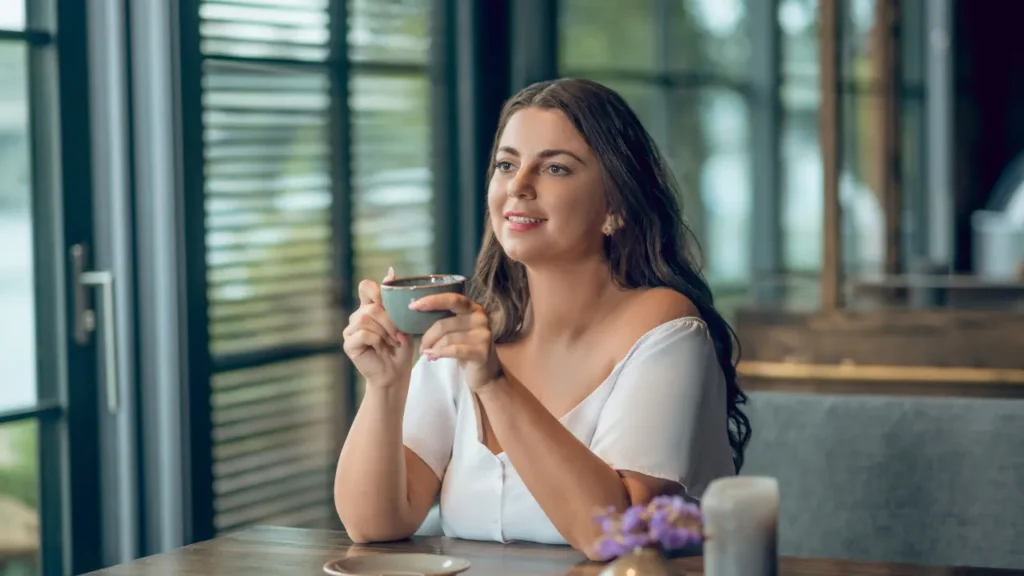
(559, 0, 657, 72)
(0, 0, 25, 30)
(0, 419, 39, 576)
(0, 41, 37, 413)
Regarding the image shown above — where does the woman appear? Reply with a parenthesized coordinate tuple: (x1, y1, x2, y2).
(334, 78, 750, 559)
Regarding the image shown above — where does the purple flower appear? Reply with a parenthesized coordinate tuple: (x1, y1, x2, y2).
(594, 536, 628, 561)
(621, 532, 651, 550)
(591, 495, 704, 561)
(656, 525, 697, 549)
(620, 506, 646, 533)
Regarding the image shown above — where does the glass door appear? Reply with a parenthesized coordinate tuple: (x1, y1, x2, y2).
(0, 0, 105, 574)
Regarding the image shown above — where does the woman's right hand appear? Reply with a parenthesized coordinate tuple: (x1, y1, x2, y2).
(342, 267, 414, 387)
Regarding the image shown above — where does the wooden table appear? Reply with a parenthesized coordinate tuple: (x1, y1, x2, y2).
(84, 526, 1013, 576)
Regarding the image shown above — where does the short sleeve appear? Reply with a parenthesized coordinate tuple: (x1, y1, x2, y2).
(403, 356, 461, 481)
(589, 318, 734, 499)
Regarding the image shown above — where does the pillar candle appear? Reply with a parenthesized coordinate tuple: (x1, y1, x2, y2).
(701, 476, 779, 576)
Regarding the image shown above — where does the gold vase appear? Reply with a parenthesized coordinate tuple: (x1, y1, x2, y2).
(598, 547, 677, 576)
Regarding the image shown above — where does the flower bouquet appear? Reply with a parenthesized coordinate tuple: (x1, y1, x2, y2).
(592, 495, 703, 575)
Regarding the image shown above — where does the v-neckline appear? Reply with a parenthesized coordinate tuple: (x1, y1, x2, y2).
(471, 316, 707, 459)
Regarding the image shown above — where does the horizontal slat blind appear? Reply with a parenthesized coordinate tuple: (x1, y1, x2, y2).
(347, 0, 433, 401)
(210, 356, 340, 533)
(199, 0, 342, 533)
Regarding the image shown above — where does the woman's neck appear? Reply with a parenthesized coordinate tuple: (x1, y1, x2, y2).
(523, 257, 623, 342)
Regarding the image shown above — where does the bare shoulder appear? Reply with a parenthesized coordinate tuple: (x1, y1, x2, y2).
(625, 287, 701, 328)
(602, 288, 701, 358)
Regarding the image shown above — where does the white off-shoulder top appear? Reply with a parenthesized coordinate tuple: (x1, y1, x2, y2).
(402, 317, 734, 545)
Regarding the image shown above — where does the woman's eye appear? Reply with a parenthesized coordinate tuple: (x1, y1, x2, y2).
(547, 164, 569, 175)
(495, 161, 514, 172)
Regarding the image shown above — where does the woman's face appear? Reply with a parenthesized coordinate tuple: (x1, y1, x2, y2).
(487, 107, 611, 265)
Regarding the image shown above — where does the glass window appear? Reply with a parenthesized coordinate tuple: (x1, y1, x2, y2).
(670, 89, 752, 288)
(0, 419, 39, 576)
(200, 0, 331, 62)
(778, 0, 818, 79)
(560, 1, 754, 317)
(671, 0, 750, 77)
(780, 81, 822, 276)
(202, 60, 337, 358)
(0, 40, 36, 413)
(0, 0, 25, 30)
(597, 80, 659, 138)
(211, 357, 338, 532)
(198, 0, 344, 535)
(840, 0, 877, 84)
(350, 73, 433, 286)
(840, 92, 885, 277)
(347, 0, 430, 64)
(559, 0, 658, 72)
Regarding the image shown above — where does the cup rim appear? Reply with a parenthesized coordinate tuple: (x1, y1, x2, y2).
(381, 274, 467, 290)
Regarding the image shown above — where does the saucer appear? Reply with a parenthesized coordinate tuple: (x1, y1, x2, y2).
(323, 553, 471, 576)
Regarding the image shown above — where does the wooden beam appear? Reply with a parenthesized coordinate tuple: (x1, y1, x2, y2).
(738, 360, 1024, 385)
(819, 0, 843, 310)
(876, 0, 903, 275)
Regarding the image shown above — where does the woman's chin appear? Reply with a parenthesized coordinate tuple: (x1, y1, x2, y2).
(501, 242, 547, 266)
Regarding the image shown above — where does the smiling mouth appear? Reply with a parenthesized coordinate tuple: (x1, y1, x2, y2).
(505, 215, 546, 224)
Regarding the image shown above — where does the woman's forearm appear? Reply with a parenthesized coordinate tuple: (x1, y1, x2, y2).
(334, 382, 420, 542)
(475, 377, 630, 555)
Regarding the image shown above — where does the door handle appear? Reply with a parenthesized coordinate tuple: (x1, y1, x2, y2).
(70, 243, 120, 415)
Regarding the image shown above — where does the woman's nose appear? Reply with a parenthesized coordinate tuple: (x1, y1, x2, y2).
(506, 170, 537, 199)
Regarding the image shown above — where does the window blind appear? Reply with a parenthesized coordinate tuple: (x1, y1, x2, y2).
(196, 0, 434, 533)
(199, 0, 340, 533)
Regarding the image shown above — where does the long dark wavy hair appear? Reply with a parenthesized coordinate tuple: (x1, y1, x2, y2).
(469, 78, 752, 472)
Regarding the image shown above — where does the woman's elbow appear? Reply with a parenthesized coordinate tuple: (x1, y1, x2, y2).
(338, 516, 415, 544)
(335, 503, 415, 543)
(566, 527, 606, 562)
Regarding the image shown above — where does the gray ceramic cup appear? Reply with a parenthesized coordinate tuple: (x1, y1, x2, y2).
(380, 274, 468, 335)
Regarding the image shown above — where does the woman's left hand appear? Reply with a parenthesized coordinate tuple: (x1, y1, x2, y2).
(412, 294, 502, 392)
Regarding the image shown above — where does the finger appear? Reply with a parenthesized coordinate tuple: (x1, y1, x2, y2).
(422, 331, 472, 358)
(363, 303, 402, 346)
(358, 279, 382, 306)
(422, 342, 486, 363)
(423, 328, 490, 361)
(409, 292, 477, 315)
(384, 266, 396, 283)
(343, 329, 389, 358)
(344, 312, 397, 347)
(419, 314, 476, 352)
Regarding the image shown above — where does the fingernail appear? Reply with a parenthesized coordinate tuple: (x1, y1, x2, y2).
(388, 266, 395, 278)
(408, 300, 420, 310)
